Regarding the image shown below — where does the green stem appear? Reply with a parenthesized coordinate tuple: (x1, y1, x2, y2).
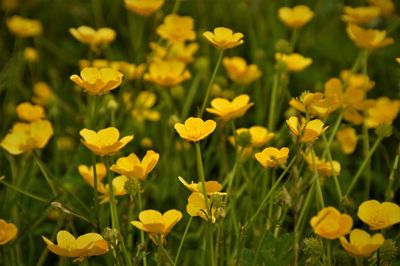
(252, 224, 268, 266)
(174, 217, 192, 265)
(91, 153, 100, 231)
(322, 111, 344, 159)
(362, 124, 371, 199)
(310, 147, 325, 208)
(171, 0, 182, 13)
(32, 152, 57, 196)
(326, 240, 332, 266)
(0, 178, 49, 203)
(267, 68, 280, 131)
(385, 144, 399, 201)
(137, 192, 148, 266)
(289, 28, 299, 52)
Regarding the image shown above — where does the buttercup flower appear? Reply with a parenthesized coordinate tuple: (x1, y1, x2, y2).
(222, 57, 262, 85)
(6, 15, 42, 37)
(203, 27, 244, 49)
(109, 61, 145, 81)
(346, 23, 394, 50)
(255, 147, 289, 168)
(178, 176, 222, 195)
(368, 0, 395, 16)
(231, 126, 274, 148)
(206, 94, 254, 121)
(69, 26, 116, 52)
(286, 116, 327, 143)
(149, 42, 199, 64)
(70, 67, 123, 95)
(0, 219, 18, 245)
(174, 117, 216, 142)
(342, 6, 381, 25)
(157, 14, 196, 43)
(336, 127, 357, 154)
(275, 53, 312, 72)
(42, 230, 108, 261)
(16, 102, 45, 122)
(32, 82, 53, 105)
(144, 60, 191, 87)
(365, 97, 400, 128)
(186, 192, 225, 223)
(339, 229, 384, 257)
(310, 206, 353, 239)
(24, 47, 39, 62)
(278, 5, 314, 28)
(358, 200, 400, 230)
(79, 127, 133, 156)
(125, 0, 164, 16)
(131, 91, 160, 122)
(340, 70, 375, 92)
(289, 92, 338, 118)
(304, 152, 341, 177)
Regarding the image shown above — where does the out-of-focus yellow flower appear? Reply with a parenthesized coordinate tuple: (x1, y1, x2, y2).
(79, 59, 109, 69)
(0, 219, 17, 245)
(149, 42, 199, 64)
(110, 150, 159, 181)
(396, 58, 400, 64)
(174, 117, 216, 142)
(289, 92, 339, 118)
(157, 14, 195, 43)
(24, 47, 38, 62)
(340, 229, 384, 257)
(32, 82, 53, 105)
(342, 6, 380, 25)
(286, 116, 327, 143)
(57, 136, 75, 151)
(79, 127, 133, 156)
(304, 152, 341, 177)
(131, 209, 182, 245)
(140, 137, 153, 149)
(1, 120, 53, 155)
(278, 5, 314, 28)
(340, 70, 375, 92)
(203, 27, 244, 49)
(42, 230, 108, 261)
(206, 94, 254, 121)
(222, 56, 262, 85)
(275, 53, 312, 72)
(365, 97, 400, 128)
(368, 0, 395, 17)
(16, 102, 45, 122)
(109, 61, 145, 81)
(231, 126, 274, 148)
(178, 176, 222, 195)
(336, 127, 357, 154)
(1, 0, 19, 11)
(346, 23, 394, 50)
(255, 147, 289, 168)
(131, 91, 160, 122)
(311, 207, 353, 240)
(358, 200, 400, 230)
(6, 15, 42, 37)
(124, 0, 164, 16)
(144, 60, 190, 87)
(70, 67, 123, 95)
(69, 26, 116, 52)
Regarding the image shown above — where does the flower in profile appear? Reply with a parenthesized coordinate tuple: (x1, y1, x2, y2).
(157, 14, 195, 43)
(79, 127, 133, 156)
(174, 117, 216, 142)
(286, 116, 327, 143)
(203, 27, 244, 49)
(24, 47, 39, 62)
(144, 60, 191, 87)
(32, 82, 53, 105)
(336, 127, 357, 154)
(131, 91, 160, 122)
(206, 94, 254, 121)
(149, 42, 199, 64)
(16, 102, 45, 122)
(289, 91, 339, 118)
(222, 57, 262, 85)
(275, 53, 312, 72)
(131, 209, 182, 245)
(69, 26, 116, 52)
(304, 152, 341, 177)
(255, 147, 289, 168)
(339, 229, 384, 257)
(368, 0, 395, 17)
(346, 23, 394, 50)
(231, 126, 274, 148)
(42, 230, 108, 261)
(178, 176, 222, 195)
(310, 206, 353, 239)
(70, 67, 123, 95)
(365, 97, 400, 128)
(358, 200, 400, 230)
(0, 219, 17, 245)
(186, 192, 226, 223)
(278, 5, 314, 28)
(124, 0, 164, 16)
(6, 15, 42, 37)
(342, 6, 381, 25)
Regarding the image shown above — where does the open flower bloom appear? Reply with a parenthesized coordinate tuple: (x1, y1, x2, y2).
(149, 42, 199, 64)
(346, 23, 394, 50)
(231, 126, 274, 148)
(70, 67, 123, 95)
(304, 152, 341, 177)
(222, 57, 262, 85)
(340, 70, 375, 92)
(174, 117, 216, 142)
(342, 6, 381, 25)
(1, 120, 54, 155)
(255, 147, 289, 168)
(368, 0, 395, 17)
(278, 5, 314, 28)
(125, 0, 164, 16)
(131, 209, 182, 245)
(178, 176, 222, 195)
(0, 219, 18, 245)
(286, 116, 327, 143)
(16, 102, 45, 122)
(186, 192, 227, 223)
(310, 206, 353, 239)
(336, 127, 357, 154)
(69, 26, 116, 52)
(358, 200, 400, 230)
(131, 91, 160, 122)
(6, 15, 42, 37)
(79, 127, 133, 156)
(365, 97, 400, 128)
(339, 229, 384, 257)
(275, 53, 312, 72)
(109, 61, 145, 81)
(289, 92, 339, 118)
(42, 230, 108, 261)
(157, 14, 195, 43)
(203, 27, 244, 49)
(206, 94, 254, 121)
(144, 60, 191, 87)
(110, 150, 159, 181)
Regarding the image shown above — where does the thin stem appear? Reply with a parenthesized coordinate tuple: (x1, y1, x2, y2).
(385, 144, 399, 201)
(32, 152, 58, 196)
(0, 178, 49, 204)
(289, 28, 299, 52)
(174, 217, 193, 265)
(268, 68, 280, 131)
(322, 111, 344, 159)
(91, 153, 100, 231)
(171, 0, 182, 13)
(137, 193, 148, 266)
(310, 147, 325, 209)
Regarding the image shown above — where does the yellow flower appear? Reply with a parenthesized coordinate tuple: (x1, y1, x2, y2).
(0, 219, 17, 245)
(131, 91, 160, 122)
(79, 127, 133, 156)
(365, 97, 400, 128)
(131, 209, 182, 245)
(289, 92, 339, 118)
(203, 27, 244, 49)
(70, 67, 123, 95)
(339, 229, 384, 257)
(397, 57, 400, 64)
(336, 127, 357, 154)
(109, 61, 145, 81)
(186, 192, 225, 223)
(278, 5, 314, 28)
(304, 152, 341, 177)
(275, 53, 312, 72)
(342, 6, 381, 25)
(340, 70, 375, 92)
(310, 206, 353, 239)
(286, 116, 327, 143)
(255, 147, 289, 168)
(367, 0, 395, 16)
(6, 15, 42, 37)
(124, 0, 164, 16)
(32, 82, 53, 105)
(206, 94, 254, 121)
(149, 42, 199, 64)
(69, 26, 116, 52)
(346, 23, 394, 50)
(16, 102, 45, 122)
(178, 176, 222, 195)
(144, 60, 191, 87)
(157, 14, 195, 43)
(358, 200, 400, 230)
(24, 47, 38, 62)
(42, 230, 108, 261)
(110, 150, 159, 181)
(232, 126, 274, 148)
(222, 56, 262, 85)
(174, 117, 216, 142)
